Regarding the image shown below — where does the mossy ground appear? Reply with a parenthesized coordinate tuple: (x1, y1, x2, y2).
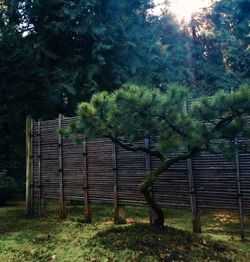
(0, 201, 249, 261)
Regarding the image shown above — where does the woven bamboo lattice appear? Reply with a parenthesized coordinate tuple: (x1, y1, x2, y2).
(26, 112, 250, 239)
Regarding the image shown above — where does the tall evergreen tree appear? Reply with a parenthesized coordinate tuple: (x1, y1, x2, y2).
(189, 0, 250, 93)
(1, 0, 249, 197)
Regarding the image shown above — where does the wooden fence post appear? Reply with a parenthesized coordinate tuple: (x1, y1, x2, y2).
(58, 114, 66, 218)
(83, 138, 91, 222)
(184, 100, 201, 233)
(187, 158, 201, 233)
(37, 119, 43, 216)
(30, 118, 34, 213)
(144, 138, 154, 223)
(235, 138, 245, 240)
(25, 116, 33, 215)
(112, 141, 119, 223)
(112, 141, 126, 224)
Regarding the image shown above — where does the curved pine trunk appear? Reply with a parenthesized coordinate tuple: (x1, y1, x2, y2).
(139, 148, 199, 228)
(141, 187, 164, 228)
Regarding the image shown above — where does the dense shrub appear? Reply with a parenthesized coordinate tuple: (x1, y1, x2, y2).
(0, 169, 17, 205)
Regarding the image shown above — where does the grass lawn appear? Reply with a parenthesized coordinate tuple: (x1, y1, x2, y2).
(0, 201, 249, 261)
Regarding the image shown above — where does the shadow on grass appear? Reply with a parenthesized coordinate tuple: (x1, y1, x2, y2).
(66, 203, 114, 223)
(0, 202, 115, 246)
(0, 206, 64, 245)
(87, 223, 236, 261)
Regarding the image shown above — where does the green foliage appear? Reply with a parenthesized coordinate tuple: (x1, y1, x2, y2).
(190, 0, 250, 94)
(211, 0, 250, 74)
(72, 84, 250, 225)
(0, 0, 249, 194)
(71, 84, 250, 157)
(0, 21, 57, 184)
(0, 169, 17, 205)
(15, 0, 163, 107)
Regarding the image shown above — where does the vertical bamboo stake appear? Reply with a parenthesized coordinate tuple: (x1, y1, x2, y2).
(235, 138, 245, 240)
(37, 120, 42, 216)
(112, 141, 126, 223)
(187, 158, 201, 233)
(30, 118, 34, 212)
(144, 138, 154, 223)
(184, 100, 201, 233)
(112, 141, 119, 223)
(58, 114, 66, 218)
(25, 116, 32, 215)
(83, 138, 91, 222)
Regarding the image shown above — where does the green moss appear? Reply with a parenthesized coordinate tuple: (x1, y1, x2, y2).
(0, 202, 249, 262)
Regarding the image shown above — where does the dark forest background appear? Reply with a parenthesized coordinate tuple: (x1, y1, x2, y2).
(0, 0, 249, 197)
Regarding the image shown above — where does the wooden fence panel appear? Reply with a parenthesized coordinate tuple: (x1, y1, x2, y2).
(31, 117, 250, 214)
(116, 141, 146, 205)
(30, 115, 250, 238)
(87, 138, 113, 203)
(39, 119, 59, 200)
(152, 157, 190, 209)
(193, 152, 238, 211)
(239, 150, 250, 213)
(61, 118, 85, 201)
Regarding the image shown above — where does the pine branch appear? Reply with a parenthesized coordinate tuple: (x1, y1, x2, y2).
(105, 135, 165, 161)
(140, 146, 200, 191)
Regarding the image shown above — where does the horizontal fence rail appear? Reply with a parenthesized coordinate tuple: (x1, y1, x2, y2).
(26, 110, 250, 239)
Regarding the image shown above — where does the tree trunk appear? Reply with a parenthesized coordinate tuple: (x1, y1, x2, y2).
(139, 149, 199, 228)
(141, 187, 164, 228)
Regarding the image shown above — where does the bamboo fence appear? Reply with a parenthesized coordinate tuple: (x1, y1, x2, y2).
(26, 112, 250, 239)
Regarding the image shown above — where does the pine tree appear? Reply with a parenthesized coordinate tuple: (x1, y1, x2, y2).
(67, 84, 250, 227)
